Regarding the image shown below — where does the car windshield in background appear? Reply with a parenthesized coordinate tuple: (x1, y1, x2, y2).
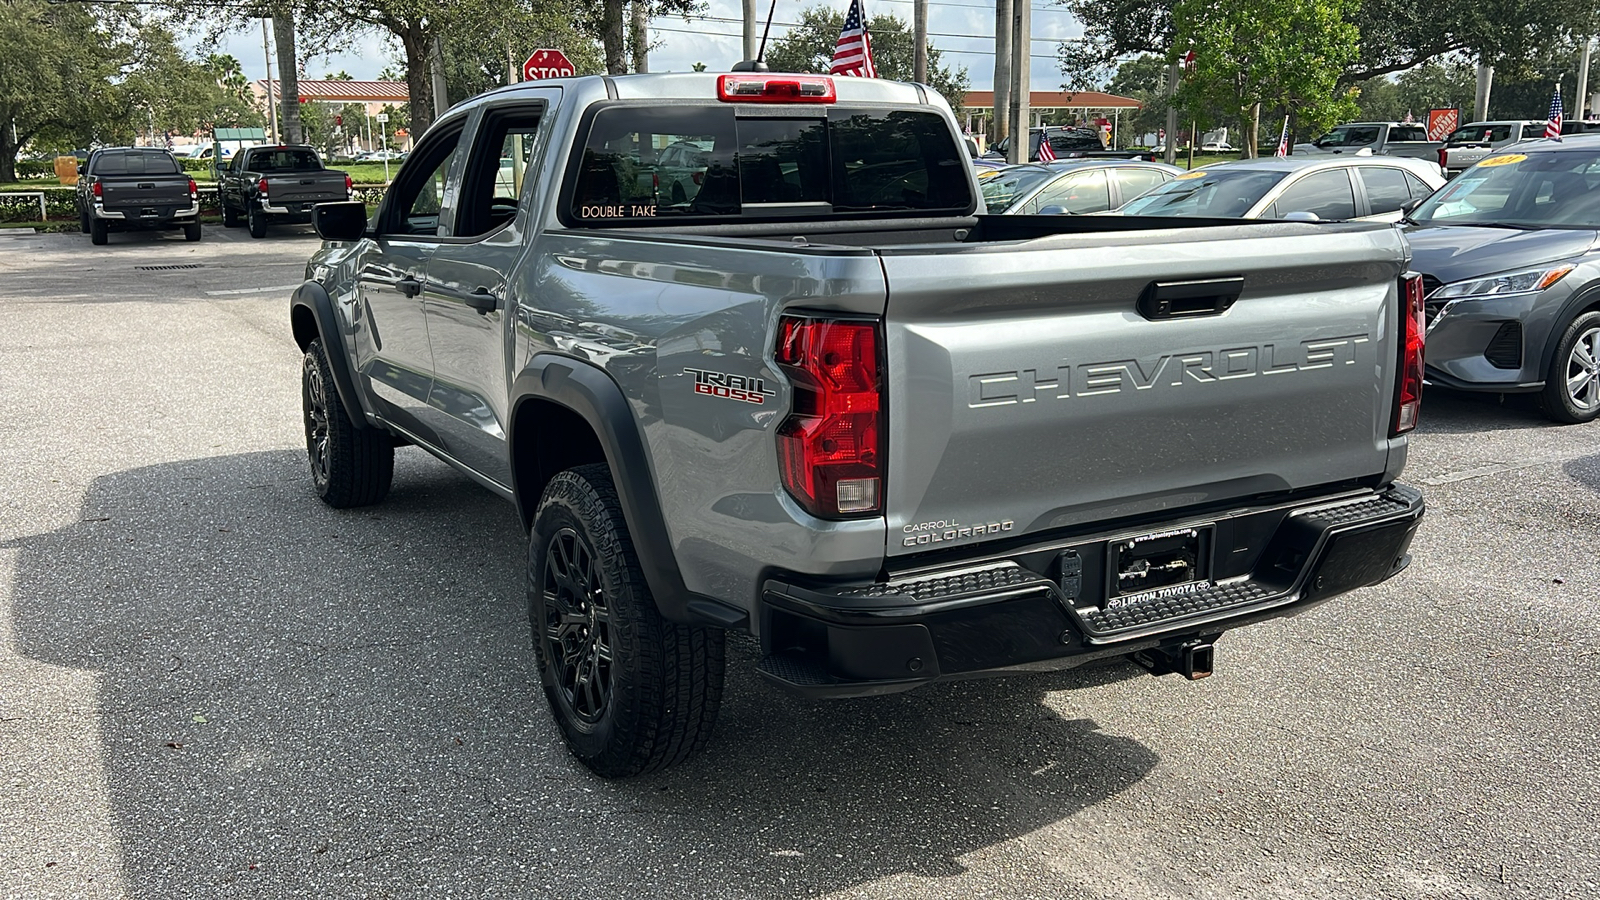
(1410, 150, 1600, 229)
(93, 151, 180, 176)
(1314, 126, 1380, 147)
(252, 149, 322, 172)
(1446, 124, 1519, 144)
(1116, 169, 1286, 217)
(568, 106, 971, 223)
(979, 166, 1055, 213)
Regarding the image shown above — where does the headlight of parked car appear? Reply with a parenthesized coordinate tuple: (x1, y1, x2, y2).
(1432, 264, 1575, 299)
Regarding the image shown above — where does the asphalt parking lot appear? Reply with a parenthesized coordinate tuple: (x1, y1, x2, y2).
(1, 224, 1597, 900)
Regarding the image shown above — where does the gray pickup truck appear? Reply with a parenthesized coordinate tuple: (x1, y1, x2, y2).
(219, 145, 352, 238)
(1295, 122, 1443, 164)
(1439, 121, 1543, 177)
(73, 148, 201, 245)
(289, 72, 1426, 777)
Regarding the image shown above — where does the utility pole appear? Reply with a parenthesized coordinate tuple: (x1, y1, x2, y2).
(913, 0, 928, 84)
(507, 39, 517, 85)
(1578, 39, 1593, 120)
(991, 0, 1011, 147)
(1164, 61, 1179, 164)
(742, 0, 759, 60)
(431, 35, 449, 118)
(1474, 64, 1494, 121)
(261, 19, 279, 145)
(1006, 0, 1030, 164)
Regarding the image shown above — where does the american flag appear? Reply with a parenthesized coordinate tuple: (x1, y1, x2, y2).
(1037, 133, 1056, 162)
(1274, 116, 1289, 158)
(1546, 85, 1563, 140)
(829, 0, 877, 78)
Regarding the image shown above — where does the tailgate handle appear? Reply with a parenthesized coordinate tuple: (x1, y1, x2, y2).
(137, 182, 155, 189)
(1139, 277, 1244, 320)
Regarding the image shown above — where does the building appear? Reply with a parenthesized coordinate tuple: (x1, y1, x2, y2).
(962, 90, 1143, 147)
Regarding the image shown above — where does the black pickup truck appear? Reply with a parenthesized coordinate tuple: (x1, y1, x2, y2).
(73, 148, 200, 245)
(219, 145, 352, 238)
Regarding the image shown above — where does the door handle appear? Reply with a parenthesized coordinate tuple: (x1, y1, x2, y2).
(1138, 276, 1244, 320)
(464, 286, 500, 314)
(397, 276, 422, 298)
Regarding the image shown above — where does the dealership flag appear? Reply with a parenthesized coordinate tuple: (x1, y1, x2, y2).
(829, 0, 878, 78)
(1275, 116, 1289, 158)
(1546, 84, 1564, 140)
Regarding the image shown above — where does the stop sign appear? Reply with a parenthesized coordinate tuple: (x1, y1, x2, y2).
(523, 49, 576, 81)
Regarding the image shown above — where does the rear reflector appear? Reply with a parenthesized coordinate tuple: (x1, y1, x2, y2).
(718, 73, 836, 104)
(774, 315, 883, 518)
(1393, 273, 1425, 435)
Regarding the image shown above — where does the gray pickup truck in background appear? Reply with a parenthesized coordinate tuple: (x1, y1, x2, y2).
(1439, 121, 1543, 177)
(219, 145, 352, 238)
(73, 147, 200, 245)
(289, 72, 1426, 777)
(1296, 121, 1443, 165)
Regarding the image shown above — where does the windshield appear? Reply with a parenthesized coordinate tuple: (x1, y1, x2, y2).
(1314, 125, 1380, 147)
(1446, 124, 1519, 145)
(979, 166, 1055, 213)
(1116, 169, 1286, 217)
(1410, 150, 1600, 228)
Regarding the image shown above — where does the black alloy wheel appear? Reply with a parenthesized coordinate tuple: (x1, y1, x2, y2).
(299, 339, 392, 507)
(302, 350, 332, 494)
(540, 527, 614, 724)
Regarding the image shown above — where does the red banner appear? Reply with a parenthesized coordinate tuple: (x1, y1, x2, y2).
(1426, 108, 1460, 141)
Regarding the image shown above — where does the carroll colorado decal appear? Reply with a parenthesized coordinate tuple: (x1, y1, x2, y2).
(902, 518, 1015, 548)
(683, 367, 776, 405)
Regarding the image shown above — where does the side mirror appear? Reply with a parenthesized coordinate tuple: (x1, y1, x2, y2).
(1037, 205, 1071, 216)
(314, 201, 369, 242)
(1400, 197, 1424, 215)
(76, 164, 85, 175)
(1282, 211, 1321, 222)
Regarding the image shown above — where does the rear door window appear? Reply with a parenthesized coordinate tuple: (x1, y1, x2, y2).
(568, 105, 971, 224)
(1111, 167, 1171, 203)
(1024, 169, 1109, 214)
(1359, 167, 1413, 214)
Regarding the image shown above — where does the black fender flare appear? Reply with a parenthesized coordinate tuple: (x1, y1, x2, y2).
(289, 281, 371, 431)
(510, 355, 746, 629)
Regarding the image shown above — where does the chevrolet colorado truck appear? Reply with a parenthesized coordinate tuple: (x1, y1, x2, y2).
(73, 147, 200, 245)
(289, 72, 1426, 778)
(220, 145, 352, 238)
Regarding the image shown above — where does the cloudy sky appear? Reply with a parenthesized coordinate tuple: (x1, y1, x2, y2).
(210, 0, 1083, 94)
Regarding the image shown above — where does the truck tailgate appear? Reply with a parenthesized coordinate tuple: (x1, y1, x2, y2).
(266, 174, 346, 203)
(101, 178, 190, 211)
(880, 223, 1407, 556)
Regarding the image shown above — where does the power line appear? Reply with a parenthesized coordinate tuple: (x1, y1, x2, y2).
(687, 14, 1073, 43)
(649, 25, 1063, 59)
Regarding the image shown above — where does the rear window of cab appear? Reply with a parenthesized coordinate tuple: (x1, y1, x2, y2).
(567, 105, 973, 224)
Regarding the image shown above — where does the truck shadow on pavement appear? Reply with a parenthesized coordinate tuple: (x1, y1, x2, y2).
(1414, 386, 1560, 434)
(7, 450, 1156, 896)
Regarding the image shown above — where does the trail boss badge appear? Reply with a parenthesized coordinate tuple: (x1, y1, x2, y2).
(684, 367, 777, 405)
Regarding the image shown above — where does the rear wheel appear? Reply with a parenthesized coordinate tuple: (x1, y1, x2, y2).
(89, 218, 108, 245)
(183, 222, 202, 242)
(530, 464, 725, 778)
(301, 339, 393, 507)
(1540, 311, 1600, 424)
(247, 206, 267, 238)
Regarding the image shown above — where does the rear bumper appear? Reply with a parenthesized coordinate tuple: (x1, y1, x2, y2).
(93, 201, 199, 224)
(757, 484, 1424, 698)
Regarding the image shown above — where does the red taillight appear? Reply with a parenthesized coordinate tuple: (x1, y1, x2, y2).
(92, 181, 102, 198)
(774, 316, 883, 517)
(258, 177, 269, 195)
(187, 178, 198, 197)
(691, 171, 703, 185)
(344, 173, 353, 191)
(718, 73, 836, 104)
(1437, 147, 1448, 171)
(1393, 273, 1425, 436)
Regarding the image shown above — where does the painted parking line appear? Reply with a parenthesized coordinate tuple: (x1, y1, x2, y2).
(204, 283, 302, 296)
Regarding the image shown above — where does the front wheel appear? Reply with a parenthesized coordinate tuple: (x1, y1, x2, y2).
(1540, 311, 1600, 424)
(530, 464, 725, 778)
(301, 340, 393, 507)
(221, 202, 240, 228)
(79, 209, 89, 234)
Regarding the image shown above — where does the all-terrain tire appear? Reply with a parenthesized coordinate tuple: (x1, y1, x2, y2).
(183, 222, 202, 242)
(222, 201, 240, 228)
(529, 464, 726, 778)
(301, 339, 393, 507)
(247, 205, 267, 238)
(1540, 310, 1600, 424)
(79, 209, 90, 234)
(89, 218, 108, 245)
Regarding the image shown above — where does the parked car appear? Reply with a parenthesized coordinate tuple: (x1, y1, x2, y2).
(219, 145, 354, 238)
(1294, 122, 1442, 163)
(981, 160, 1183, 214)
(985, 126, 1155, 163)
(293, 71, 1425, 777)
(1200, 141, 1237, 153)
(1404, 134, 1600, 422)
(72, 147, 201, 245)
(1115, 156, 1445, 221)
(1439, 121, 1544, 177)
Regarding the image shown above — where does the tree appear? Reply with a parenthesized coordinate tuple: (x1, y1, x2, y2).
(1171, 0, 1360, 156)
(763, 7, 970, 115)
(1058, 0, 1600, 89)
(1104, 54, 1170, 145)
(439, 7, 603, 104)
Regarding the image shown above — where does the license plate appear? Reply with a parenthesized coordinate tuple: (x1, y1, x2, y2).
(1106, 525, 1212, 606)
